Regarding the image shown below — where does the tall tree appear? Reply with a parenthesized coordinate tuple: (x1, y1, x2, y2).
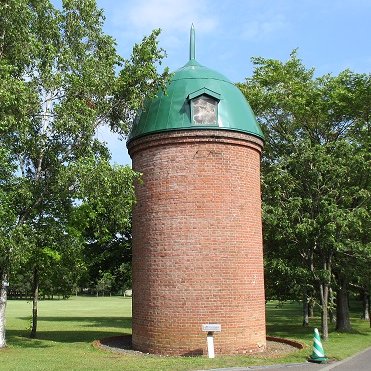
(67, 157, 139, 295)
(0, 149, 17, 347)
(239, 51, 371, 339)
(0, 0, 169, 343)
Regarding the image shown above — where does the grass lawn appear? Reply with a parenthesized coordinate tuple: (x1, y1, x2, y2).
(1, 296, 370, 370)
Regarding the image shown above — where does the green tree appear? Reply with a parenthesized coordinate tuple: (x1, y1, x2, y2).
(0, 2, 39, 345)
(0, 0, 169, 342)
(95, 271, 114, 296)
(239, 51, 371, 339)
(67, 158, 139, 295)
(0, 149, 16, 347)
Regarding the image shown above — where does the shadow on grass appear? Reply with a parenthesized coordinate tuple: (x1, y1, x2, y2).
(267, 316, 369, 339)
(18, 316, 132, 328)
(266, 301, 370, 340)
(7, 329, 132, 346)
(7, 334, 53, 348)
(7, 316, 132, 347)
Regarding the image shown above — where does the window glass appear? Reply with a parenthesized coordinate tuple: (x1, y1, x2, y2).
(192, 95, 217, 125)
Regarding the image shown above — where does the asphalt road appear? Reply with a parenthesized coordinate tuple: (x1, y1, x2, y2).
(198, 347, 371, 371)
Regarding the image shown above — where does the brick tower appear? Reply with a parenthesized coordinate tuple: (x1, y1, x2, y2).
(127, 26, 266, 356)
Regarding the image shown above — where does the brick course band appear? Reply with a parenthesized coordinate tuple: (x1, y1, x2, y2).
(127, 130, 264, 156)
(128, 130, 266, 356)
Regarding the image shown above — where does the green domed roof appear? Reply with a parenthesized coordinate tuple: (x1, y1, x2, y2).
(127, 27, 263, 143)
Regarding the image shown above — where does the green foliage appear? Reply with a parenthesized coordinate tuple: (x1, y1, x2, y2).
(239, 51, 371, 335)
(67, 158, 139, 242)
(65, 158, 138, 293)
(95, 271, 114, 295)
(110, 28, 171, 136)
(0, 0, 170, 337)
(0, 147, 22, 287)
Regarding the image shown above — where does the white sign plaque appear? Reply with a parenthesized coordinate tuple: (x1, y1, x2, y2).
(202, 324, 221, 332)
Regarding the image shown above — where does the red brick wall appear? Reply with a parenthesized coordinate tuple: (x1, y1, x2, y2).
(128, 130, 266, 355)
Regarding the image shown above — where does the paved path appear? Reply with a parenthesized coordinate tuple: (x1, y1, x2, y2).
(197, 347, 371, 371)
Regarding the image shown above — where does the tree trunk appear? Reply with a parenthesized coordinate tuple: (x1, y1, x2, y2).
(0, 273, 8, 348)
(329, 287, 336, 323)
(336, 277, 352, 332)
(309, 298, 314, 317)
(30, 267, 39, 338)
(361, 289, 369, 321)
(320, 282, 329, 340)
(302, 290, 309, 326)
(319, 253, 334, 340)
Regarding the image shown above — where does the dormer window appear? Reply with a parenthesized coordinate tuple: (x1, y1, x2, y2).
(188, 88, 220, 126)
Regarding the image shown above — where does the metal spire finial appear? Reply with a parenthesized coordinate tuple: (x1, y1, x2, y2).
(190, 24, 195, 60)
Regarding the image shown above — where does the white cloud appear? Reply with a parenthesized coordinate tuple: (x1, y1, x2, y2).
(241, 14, 288, 41)
(112, 0, 218, 34)
(100, 0, 219, 69)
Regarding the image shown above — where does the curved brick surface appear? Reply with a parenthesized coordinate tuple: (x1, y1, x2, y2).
(128, 130, 266, 355)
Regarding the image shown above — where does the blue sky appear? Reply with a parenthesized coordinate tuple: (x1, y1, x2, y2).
(93, 0, 371, 165)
